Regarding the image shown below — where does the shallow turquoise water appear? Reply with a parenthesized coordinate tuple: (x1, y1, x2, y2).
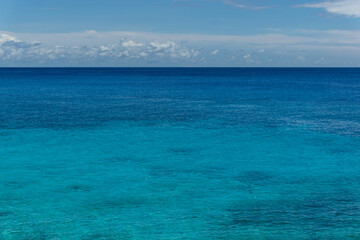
(0, 68, 360, 239)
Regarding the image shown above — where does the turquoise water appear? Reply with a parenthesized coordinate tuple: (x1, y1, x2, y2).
(0, 68, 360, 239)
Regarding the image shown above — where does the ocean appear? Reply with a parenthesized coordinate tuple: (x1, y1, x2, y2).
(0, 68, 359, 239)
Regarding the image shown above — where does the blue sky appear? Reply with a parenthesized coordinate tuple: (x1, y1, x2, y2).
(1, 0, 360, 66)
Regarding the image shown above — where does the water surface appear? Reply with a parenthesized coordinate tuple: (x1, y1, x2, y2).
(0, 68, 360, 239)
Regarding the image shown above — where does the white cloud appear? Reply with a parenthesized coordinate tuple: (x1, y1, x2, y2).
(0, 32, 202, 65)
(0, 33, 44, 61)
(222, 0, 246, 8)
(150, 41, 176, 51)
(139, 52, 148, 57)
(147, 41, 199, 58)
(0, 33, 20, 45)
(315, 56, 325, 64)
(296, 56, 306, 62)
(221, 0, 267, 9)
(302, 0, 360, 18)
(210, 50, 220, 55)
(122, 40, 144, 47)
(99, 45, 109, 51)
(243, 54, 251, 59)
(2, 29, 360, 66)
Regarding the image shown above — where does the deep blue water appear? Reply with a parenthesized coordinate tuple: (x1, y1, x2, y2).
(0, 68, 360, 239)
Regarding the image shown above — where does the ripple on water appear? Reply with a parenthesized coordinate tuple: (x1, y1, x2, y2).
(168, 147, 199, 156)
(236, 170, 280, 185)
(66, 184, 92, 192)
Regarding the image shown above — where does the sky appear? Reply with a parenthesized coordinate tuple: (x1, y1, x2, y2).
(0, 0, 360, 67)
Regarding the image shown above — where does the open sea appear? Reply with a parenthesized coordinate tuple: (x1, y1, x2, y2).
(0, 68, 360, 239)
